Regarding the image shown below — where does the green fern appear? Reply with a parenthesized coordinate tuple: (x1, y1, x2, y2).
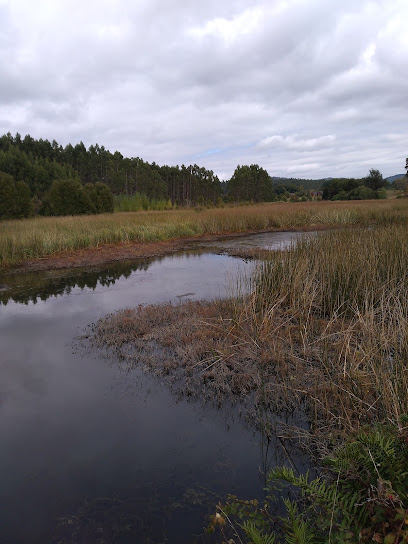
(242, 521, 276, 544)
(211, 421, 408, 544)
(282, 499, 318, 544)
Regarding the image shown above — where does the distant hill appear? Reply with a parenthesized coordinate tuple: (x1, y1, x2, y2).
(270, 174, 406, 189)
(270, 177, 328, 190)
(386, 174, 406, 183)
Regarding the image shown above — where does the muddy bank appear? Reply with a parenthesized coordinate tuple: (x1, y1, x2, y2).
(86, 298, 324, 439)
(2, 225, 331, 275)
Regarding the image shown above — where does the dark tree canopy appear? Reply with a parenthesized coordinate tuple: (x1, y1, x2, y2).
(227, 164, 274, 202)
(0, 132, 395, 218)
(47, 179, 95, 216)
(322, 169, 387, 201)
(364, 168, 386, 190)
(0, 171, 32, 219)
(0, 133, 222, 210)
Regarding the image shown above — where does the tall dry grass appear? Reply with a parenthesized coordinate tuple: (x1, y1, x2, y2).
(241, 225, 408, 432)
(1, 199, 408, 267)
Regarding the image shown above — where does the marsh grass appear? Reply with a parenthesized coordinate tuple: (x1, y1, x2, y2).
(2, 199, 408, 267)
(253, 226, 408, 430)
(236, 224, 408, 434)
(88, 299, 256, 403)
(89, 223, 408, 443)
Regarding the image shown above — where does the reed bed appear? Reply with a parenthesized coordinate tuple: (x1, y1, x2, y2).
(1, 199, 408, 267)
(89, 223, 408, 443)
(239, 224, 408, 432)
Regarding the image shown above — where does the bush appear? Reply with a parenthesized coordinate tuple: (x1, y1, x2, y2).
(114, 193, 172, 212)
(0, 171, 32, 219)
(47, 179, 95, 216)
(0, 171, 17, 219)
(349, 186, 376, 200)
(84, 182, 114, 213)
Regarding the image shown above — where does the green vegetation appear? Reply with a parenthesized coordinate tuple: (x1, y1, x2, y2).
(227, 164, 274, 202)
(0, 171, 32, 219)
(0, 132, 222, 212)
(2, 199, 408, 268)
(114, 192, 173, 212)
(322, 169, 388, 201)
(211, 422, 408, 544)
(1, 133, 398, 220)
(0, 165, 114, 220)
(43, 179, 113, 216)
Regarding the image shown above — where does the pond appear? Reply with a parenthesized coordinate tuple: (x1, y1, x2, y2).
(0, 231, 313, 543)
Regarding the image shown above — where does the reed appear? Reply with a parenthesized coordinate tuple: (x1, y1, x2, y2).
(1, 199, 408, 268)
(246, 224, 408, 432)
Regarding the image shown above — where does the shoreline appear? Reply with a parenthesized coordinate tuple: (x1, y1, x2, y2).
(1, 224, 331, 275)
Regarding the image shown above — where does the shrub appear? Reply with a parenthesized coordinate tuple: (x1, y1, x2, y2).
(0, 171, 32, 219)
(0, 171, 17, 219)
(47, 178, 95, 216)
(84, 182, 114, 213)
(210, 421, 408, 544)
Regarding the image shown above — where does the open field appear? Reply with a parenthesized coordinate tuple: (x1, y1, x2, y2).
(1, 199, 408, 269)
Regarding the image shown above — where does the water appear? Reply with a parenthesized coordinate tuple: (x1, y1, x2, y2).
(0, 232, 312, 543)
(202, 229, 312, 252)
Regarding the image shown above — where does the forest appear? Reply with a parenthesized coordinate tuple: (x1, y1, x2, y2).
(0, 132, 396, 219)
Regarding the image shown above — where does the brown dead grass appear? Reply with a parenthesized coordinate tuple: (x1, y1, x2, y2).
(88, 297, 358, 431)
(90, 300, 256, 403)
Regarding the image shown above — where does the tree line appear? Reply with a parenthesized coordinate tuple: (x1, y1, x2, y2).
(321, 169, 389, 200)
(0, 132, 396, 219)
(0, 133, 222, 218)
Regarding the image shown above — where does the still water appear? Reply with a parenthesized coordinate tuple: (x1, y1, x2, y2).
(0, 232, 312, 543)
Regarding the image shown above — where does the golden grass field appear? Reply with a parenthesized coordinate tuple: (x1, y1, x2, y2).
(1, 198, 408, 268)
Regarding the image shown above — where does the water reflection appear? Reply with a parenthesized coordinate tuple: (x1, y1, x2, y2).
(0, 235, 314, 543)
(0, 257, 156, 306)
(0, 230, 315, 307)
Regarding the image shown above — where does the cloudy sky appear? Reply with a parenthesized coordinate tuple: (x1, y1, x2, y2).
(1, 0, 407, 180)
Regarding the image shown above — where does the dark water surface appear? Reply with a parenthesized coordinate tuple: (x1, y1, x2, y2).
(0, 232, 312, 543)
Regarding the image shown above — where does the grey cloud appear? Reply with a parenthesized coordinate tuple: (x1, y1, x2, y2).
(257, 135, 336, 151)
(0, 0, 407, 179)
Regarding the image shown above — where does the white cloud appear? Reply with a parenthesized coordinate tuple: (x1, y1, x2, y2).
(258, 134, 336, 151)
(0, 0, 407, 179)
(287, 163, 321, 174)
(189, 6, 264, 44)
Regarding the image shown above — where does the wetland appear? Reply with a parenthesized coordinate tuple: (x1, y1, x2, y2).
(0, 231, 313, 544)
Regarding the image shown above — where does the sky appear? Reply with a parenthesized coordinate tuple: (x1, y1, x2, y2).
(0, 0, 407, 181)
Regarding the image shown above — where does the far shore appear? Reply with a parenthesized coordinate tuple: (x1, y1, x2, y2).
(1, 198, 406, 274)
(1, 224, 331, 275)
